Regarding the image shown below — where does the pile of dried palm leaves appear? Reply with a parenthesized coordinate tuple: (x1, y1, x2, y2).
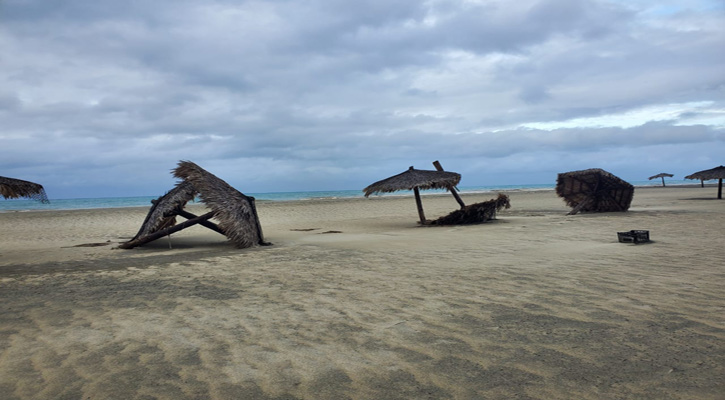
(430, 193, 510, 225)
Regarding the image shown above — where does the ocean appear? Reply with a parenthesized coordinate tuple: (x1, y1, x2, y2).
(0, 180, 697, 212)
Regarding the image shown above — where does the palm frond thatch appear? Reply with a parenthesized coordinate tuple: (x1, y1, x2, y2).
(648, 173, 674, 180)
(363, 167, 461, 197)
(685, 165, 725, 181)
(173, 160, 264, 248)
(0, 176, 49, 203)
(556, 168, 634, 215)
(129, 180, 198, 241)
(431, 194, 510, 225)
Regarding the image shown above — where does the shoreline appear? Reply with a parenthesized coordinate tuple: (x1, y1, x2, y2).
(0, 183, 719, 214)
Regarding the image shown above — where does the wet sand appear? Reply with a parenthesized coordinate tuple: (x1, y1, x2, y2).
(1, 187, 724, 399)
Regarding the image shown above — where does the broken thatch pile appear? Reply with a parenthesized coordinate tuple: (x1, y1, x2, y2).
(556, 168, 634, 215)
(1, 176, 49, 203)
(431, 194, 510, 225)
(119, 161, 268, 249)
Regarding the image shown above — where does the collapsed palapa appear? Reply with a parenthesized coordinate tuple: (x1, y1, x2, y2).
(556, 168, 634, 215)
(120, 161, 267, 249)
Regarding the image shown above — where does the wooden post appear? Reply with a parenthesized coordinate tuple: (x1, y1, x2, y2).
(432, 160, 465, 209)
(661, 176, 666, 187)
(718, 178, 723, 199)
(249, 197, 272, 245)
(118, 211, 216, 249)
(413, 187, 427, 224)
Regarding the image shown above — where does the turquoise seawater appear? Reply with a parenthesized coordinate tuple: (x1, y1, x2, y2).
(0, 180, 696, 212)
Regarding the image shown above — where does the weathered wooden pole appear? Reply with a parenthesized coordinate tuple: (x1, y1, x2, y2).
(718, 178, 723, 199)
(248, 197, 272, 245)
(413, 187, 427, 224)
(661, 176, 666, 187)
(118, 211, 216, 249)
(432, 160, 465, 209)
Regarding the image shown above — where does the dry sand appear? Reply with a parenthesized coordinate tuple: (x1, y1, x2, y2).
(1, 187, 724, 399)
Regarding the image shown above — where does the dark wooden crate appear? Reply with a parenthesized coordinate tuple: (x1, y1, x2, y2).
(617, 230, 650, 244)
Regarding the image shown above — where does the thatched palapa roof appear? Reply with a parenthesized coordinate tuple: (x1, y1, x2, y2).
(174, 160, 265, 248)
(648, 172, 674, 187)
(648, 173, 674, 180)
(556, 168, 634, 215)
(129, 180, 198, 241)
(685, 165, 725, 199)
(685, 165, 725, 181)
(0, 176, 49, 203)
(363, 167, 461, 196)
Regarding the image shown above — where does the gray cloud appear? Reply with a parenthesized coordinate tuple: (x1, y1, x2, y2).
(1, 0, 723, 198)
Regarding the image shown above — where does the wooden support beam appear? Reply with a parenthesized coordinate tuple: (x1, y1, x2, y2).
(602, 192, 625, 211)
(118, 211, 216, 249)
(432, 160, 466, 209)
(567, 198, 592, 216)
(175, 209, 225, 235)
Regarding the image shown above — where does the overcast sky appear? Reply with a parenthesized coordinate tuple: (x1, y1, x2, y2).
(2, 0, 724, 198)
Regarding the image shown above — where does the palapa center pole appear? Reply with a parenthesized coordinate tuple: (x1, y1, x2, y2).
(413, 186, 427, 224)
(661, 176, 666, 187)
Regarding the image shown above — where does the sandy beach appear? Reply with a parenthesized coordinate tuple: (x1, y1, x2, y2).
(1, 186, 724, 399)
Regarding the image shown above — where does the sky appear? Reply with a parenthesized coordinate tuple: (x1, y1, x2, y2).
(1, 0, 724, 199)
